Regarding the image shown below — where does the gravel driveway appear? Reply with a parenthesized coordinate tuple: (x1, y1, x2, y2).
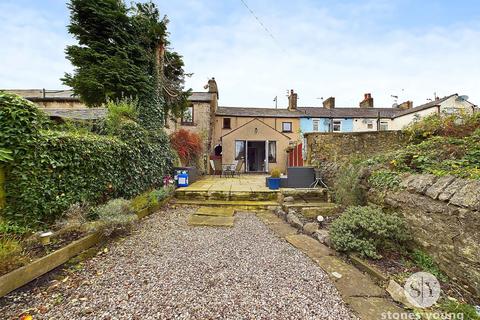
(0, 206, 358, 320)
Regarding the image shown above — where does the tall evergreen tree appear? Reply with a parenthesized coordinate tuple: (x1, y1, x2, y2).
(63, 0, 190, 129)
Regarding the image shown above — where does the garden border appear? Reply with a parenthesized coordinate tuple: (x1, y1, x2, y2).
(0, 196, 173, 298)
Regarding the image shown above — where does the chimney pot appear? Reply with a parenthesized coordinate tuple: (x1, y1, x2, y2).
(360, 93, 374, 108)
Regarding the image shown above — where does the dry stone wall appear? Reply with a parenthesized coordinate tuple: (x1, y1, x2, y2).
(371, 174, 480, 298)
(305, 131, 406, 163)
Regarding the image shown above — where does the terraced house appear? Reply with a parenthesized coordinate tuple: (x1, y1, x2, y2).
(4, 83, 477, 174)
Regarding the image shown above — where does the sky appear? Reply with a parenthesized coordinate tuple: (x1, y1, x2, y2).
(1, 0, 479, 108)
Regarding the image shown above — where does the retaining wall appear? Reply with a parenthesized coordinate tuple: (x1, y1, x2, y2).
(370, 174, 480, 298)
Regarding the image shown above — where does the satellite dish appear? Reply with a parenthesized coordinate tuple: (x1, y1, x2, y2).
(456, 95, 469, 102)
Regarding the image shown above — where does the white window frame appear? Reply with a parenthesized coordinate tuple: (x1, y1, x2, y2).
(282, 122, 292, 132)
(379, 120, 389, 131)
(312, 119, 320, 132)
(332, 120, 342, 132)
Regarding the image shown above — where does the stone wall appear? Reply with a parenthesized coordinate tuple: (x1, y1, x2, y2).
(370, 174, 480, 298)
(305, 131, 406, 164)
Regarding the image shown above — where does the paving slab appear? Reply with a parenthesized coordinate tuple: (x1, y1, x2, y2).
(285, 234, 334, 260)
(265, 222, 298, 238)
(196, 207, 235, 217)
(187, 214, 234, 227)
(346, 297, 407, 320)
(256, 211, 284, 224)
(315, 256, 386, 298)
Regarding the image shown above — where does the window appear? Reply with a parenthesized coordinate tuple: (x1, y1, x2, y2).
(380, 121, 389, 131)
(332, 120, 342, 132)
(282, 122, 292, 132)
(312, 119, 320, 132)
(223, 117, 231, 129)
(181, 106, 194, 125)
(235, 140, 245, 160)
(365, 120, 374, 129)
(268, 141, 277, 163)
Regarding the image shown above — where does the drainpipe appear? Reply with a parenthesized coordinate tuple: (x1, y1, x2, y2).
(376, 112, 380, 131)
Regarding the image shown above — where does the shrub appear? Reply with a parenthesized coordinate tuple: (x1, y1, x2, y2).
(90, 198, 136, 236)
(410, 249, 448, 282)
(131, 192, 150, 212)
(333, 162, 366, 206)
(330, 205, 410, 259)
(405, 112, 480, 142)
(439, 300, 480, 320)
(0, 236, 24, 274)
(169, 129, 203, 166)
(104, 99, 138, 135)
(368, 170, 402, 190)
(1, 95, 175, 227)
(270, 168, 281, 178)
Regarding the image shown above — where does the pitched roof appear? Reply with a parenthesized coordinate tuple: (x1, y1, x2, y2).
(40, 108, 107, 120)
(393, 94, 455, 117)
(188, 92, 214, 102)
(217, 106, 303, 118)
(298, 107, 399, 118)
(220, 117, 291, 140)
(2, 89, 80, 101)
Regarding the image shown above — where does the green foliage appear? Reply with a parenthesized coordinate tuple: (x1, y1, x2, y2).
(148, 187, 170, 206)
(1, 96, 175, 227)
(63, 0, 191, 129)
(333, 162, 366, 206)
(330, 205, 410, 259)
(270, 168, 281, 178)
(0, 220, 30, 236)
(438, 300, 480, 320)
(368, 170, 402, 190)
(0, 92, 47, 152)
(410, 249, 448, 282)
(131, 192, 150, 212)
(90, 198, 136, 236)
(0, 149, 13, 163)
(405, 112, 480, 142)
(0, 236, 24, 274)
(104, 99, 138, 135)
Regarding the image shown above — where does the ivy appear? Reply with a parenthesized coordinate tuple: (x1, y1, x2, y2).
(1, 94, 174, 227)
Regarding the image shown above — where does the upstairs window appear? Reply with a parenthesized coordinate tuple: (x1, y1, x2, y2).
(312, 119, 320, 132)
(282, 122, 292, 133)
(332, 120, 342, 132)
(181, 106, 194, 125)
(223, 117, 231, 129)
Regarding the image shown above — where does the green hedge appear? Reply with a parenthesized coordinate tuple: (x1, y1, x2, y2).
(1, 93, 174, 226)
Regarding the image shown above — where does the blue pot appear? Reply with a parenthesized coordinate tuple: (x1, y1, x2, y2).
(268, 177, 281, 190)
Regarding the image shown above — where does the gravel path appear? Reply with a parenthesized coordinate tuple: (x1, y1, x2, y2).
(0, 206, 358, 320)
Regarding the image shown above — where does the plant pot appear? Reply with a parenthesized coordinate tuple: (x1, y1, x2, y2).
(267, 177, 281, 190)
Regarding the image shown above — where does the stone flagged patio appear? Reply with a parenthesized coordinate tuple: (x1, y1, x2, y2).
(187, 206, 236, 227)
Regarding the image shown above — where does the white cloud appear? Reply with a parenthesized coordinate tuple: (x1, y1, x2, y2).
(1, 0, 479, 109)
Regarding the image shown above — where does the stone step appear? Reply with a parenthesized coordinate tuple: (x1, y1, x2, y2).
(175, 189, 279, 201)
(281, 188, 328, 202)
(173, 199, 280, 210)
(283, 202, 339, 218)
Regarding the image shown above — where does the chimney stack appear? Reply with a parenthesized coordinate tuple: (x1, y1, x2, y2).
(208, 77, 219, 99)
(323, 97, 335, 109)
(360, 93, 374, 108)
(398, 100, 413, 110)
(288, 89, 298, 111)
